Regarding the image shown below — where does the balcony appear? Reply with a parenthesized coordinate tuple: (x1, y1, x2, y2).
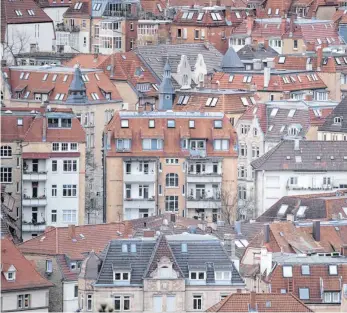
(189, 149, 207, 158)
(103, 10, 135, 18)
(22, 220, 46, 232)
(187, 172, 222, 183)
(124, 173, 156, 183)
(187, 196, 221, 209)
(22, 195, 47, 206)
(23, 171, 47, 181)
(56, 23, 80, 32)
(123, 197, 156, 209)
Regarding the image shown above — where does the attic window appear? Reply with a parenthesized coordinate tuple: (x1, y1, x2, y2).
(278, 204, 288, 216)
(82, 74, 89, 82)
(63, 75, 68, 82)
(235, 11, 241, 19)
(15, 10, 23, 16)
(241, 97, 249, 106)
(42, 74, 48, 81)
(335, 57, 341, 65)
(329, 265, 337, 275)
(93, 3, 101, 10)
(323, 58, 328, 65)
(288, 109, 296, 117)
(114, 272, 130, 281)
(187, 12, 194, 19)
(278, 56, 286, 64)
(283, 265, 293, 277)
(121, 244, 128, 253)
(181, 243, 188, 252)
(52, 74, 57, 82)
(190, 271, 206, 280)
(275, 8, 279, 15)
(149, 120, 155, 128)
(301, 265, 310, 275)
(243, 75, 252, 83)
(121, 120, 129, 128)
(27, 9, 35, 16)
(74, 2, 83, 10)
(250, 97, 256, 105)
(197, 13, 204, 21)
(268, 125, 273, 131)
(6, 270, 16, 281)
(90, 92, 99, 100)
(297, 206, 307, 218)
(167, 120, 175, 128)
(95, 74, 100, 81)
(270, 108, 278, 117)
(157, 3, 163, 12)
(206, 97, 218, 107)
(334, 117, 342, 125)
(214, 120, 222, 129)
(267, 8, 272, 15)
(229, 75, 234, 82)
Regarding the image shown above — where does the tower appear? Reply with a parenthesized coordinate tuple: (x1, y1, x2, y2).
(66, 63, 88, 104)
(159, 58, 175, 110)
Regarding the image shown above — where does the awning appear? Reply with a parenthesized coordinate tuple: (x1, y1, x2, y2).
(32, 87, 54, 93)
(22, 153, 50, 159)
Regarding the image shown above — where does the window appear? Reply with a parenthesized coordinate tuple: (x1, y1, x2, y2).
(63, 160, 77, 172)
(324, 292, 341, 303)
(62, 143, 68, 151)
(121, 120, 129, 128)
(252, 145, 260, 158)
(238, 165, 247, 179)
(165, 196, 178, 211)
(240, 124, 250, 135)
(117, 139, 131, 151)
(87, 294, 92, 311)
(138, 185, 149, 199)
(63, 210, 77, 223)
(52, 185, 57, 197)
(205, 97, 218, 107)
(193, 295, 202, 310)
(63, 185, 77, 197)
(283, 265, 293, 277)
(51, 160, 58, 172)
(149, 119, 155, 128)
(114, 295, 130, 311)
(329, 264, 338, 275)
(214, 120, 222, 128)
(301, 265, 310, 275)
(215, 271, 231, 280)
(289, 177, 298, 185)
(278, 56, 286, 64)
(1, 146, 12, 157)
(190, 272, 205, 280)
(51, 210, 57, 223)
(299, 288, 310, 300)
(42, 74, 48, 81)
(189, 120, 195, 128)
(293, 40, 298, 49)
(167, 120, 175, 128)
(142, 139, 163, 150)
(1, 167, 12, 183)
(238, 185, 247, 200)
(194, 29, 200, 39)
(46, 260, 53, 273)
(334, 117, 342, 125)
(214, 139, 229, 151)
(166, 173, 178, 187)
(18, 294, 30, 309)
(61, 118, 72, 128)
(239, 143, 247, 157)
(114, 272, 130, 281)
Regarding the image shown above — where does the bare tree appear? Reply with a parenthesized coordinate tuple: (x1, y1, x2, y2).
(2, 30, 31, 65)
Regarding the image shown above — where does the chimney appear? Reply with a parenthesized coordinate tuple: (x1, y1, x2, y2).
(283, 91, 290, 100)
(249, 291, 256, 311)
(313, 221, 320, 242)
(286, 213, 294, 222)
(234, 220, 242, 235)
(264, 67, 271, 88)
(289, 14, 295, 37)
(264, 39, 269, 49)
(341, 245, 347, 257)
(260, 247, 273, 275)
(294, 138, 300, 150)
(280, 17, 286, 35)
(264, 224, 270, 243)
(316, 47, 323, 71)
(247, 15, 254, 36)
(68, 225, 76, 239)
(42, 116, 47, 142)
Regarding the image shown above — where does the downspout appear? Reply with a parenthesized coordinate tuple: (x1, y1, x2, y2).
(102, 133, 107, 223)
(156, 157, 159, 215)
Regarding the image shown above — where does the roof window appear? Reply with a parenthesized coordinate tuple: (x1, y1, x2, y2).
(206, 97, 218, 107)
(270, 108, 278, 117)
(93, 3, 101, 11)
(243, 75, 252, 83)
(288, 109, 296, 117)
(335, 57, 341, 65)
(27, 9, 35, 16)
(121, 120, 129, 128)
(214, 120, 222, 129)
(278, 56, 286, 64)
(15, 10, 23, 16)
(177, 95, 190, 105)
(229, 75, 234, 82)
(235, 11, 241, 19)
(74, 2, 83, 10)
(90, 92, 99, 100)
(297, 206, 307, 218)
(278, 204, 288, 216)
(63, 74, 68, 82)
(268, 125, 273, 131)
(197, 13, 204, 21)
(52, 74, 57, 82)
(267, 8, 272, 15)
(283, 265, 293, 277)
(275, 8, 279, 15)
(42, 74, 48, 81)
(334, 117, 342, 125)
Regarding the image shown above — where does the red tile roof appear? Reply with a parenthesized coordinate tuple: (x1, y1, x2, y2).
(308, 107, 333, 126)
(239, 103, 267, 133)
(140, 0, 167, 16)
(173, 9, 228, 26)
(64, 0, 90, 17)
(6, 67, 122, 102)
(1, 237, 53, 291)
(207, 292, 312, 312)
(19, 223, 133, 259)
(105, 112, 238, 158)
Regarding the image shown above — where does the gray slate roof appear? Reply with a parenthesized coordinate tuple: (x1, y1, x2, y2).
(265, 107, 310, 141)
(135, 43, 223, 85)
(95, 235, 244, 286)
(318, 97, 347, 132)
(221, 46, 245, 72)
(251, 140, 347, 171)
(66, 65, 88, 104)
(159, 59, 174, 94)
(237, 44, 278, 61)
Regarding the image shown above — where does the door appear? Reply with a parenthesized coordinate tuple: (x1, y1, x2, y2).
(153, 296, 162, 313)
(32, 159, 38, 172)
(32, 207, 38, 223)
(32, 182, 38, 198)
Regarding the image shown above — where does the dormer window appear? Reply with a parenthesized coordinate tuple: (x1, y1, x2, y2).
(70, 262, 77, 270)
(121, 120, 129, 128)
(190, 271, 206, 280)
(214, 120, 222, 129)
(334, 117, 342, 125)
(48, 118, 59, 128)
(215, 271, 231, 280)
(6, 271, 16, 281)
(114, 272, 130, 281)
(288, 126, 300, 136)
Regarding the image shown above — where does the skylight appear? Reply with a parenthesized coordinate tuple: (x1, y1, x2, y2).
(241, 97, 249, 106)
(187, 12, 194, 19)
(27, 9, 35, 16)
(229, 75, 234, 82)
(288, 109, 296, 117)
(235, 11, 241, 19)
(182, 12, 188, 19)
(268, 125, 273, 131)
(278, 204, 289, 216)
(297, 206, 307, 218)
(197, 13, 204, 21)
(74, 2, 83, 10)
(270, 108, 278, 117)
(278, 56, 286, 64)
(15, 10, 23, 16)
(93, 3, 101, 11)
(250, 97, 256, 105)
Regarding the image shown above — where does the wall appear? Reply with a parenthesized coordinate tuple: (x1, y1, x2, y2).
(282, 38, 305, 54)
(316, 7, 337, 20)
(319, 72, 340, 101)
(317, 131, 347, 141)
(1, 288, 50, 312)
(63, 281, 79, 312)
(43, 7, 68, 26)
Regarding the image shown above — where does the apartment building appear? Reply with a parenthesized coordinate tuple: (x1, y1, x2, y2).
(251, 140, 347, 216)
(1, 237, 53, 312)
(104, 111, 238, 222)
(318, 96, 347, 140)
(78, 234, 245, 313)
(1, 0, 55, 65)
(1, 107, 86, 241)
(2, 64, 124, 223)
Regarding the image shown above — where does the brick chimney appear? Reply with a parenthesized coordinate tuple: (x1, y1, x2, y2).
(313, 221, 320, 242)
(316, 46, 323, 71)
(249, 291, 257, 311)
(264, 39, 269, 49)
(289, 14, 295, 37)
(68, 225, 76, 239)
(280, 17, 286, 35)
(340, 245, 347, 257)
(247, 15, 254, 36)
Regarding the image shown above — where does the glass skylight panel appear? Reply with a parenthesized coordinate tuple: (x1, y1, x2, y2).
(278, 56, 286, 64)
(206, 98, 213, 106)
(288, 109, 296, 117)
(241, 97, 249, 106)
(215, 13, 222, 21)
(270, 108, 278, 117)
(235, 11, 241, 18)
(297, 206, 307, 217)
(211, 98, 218, 107)
(197, 13, 204, 21)
(229, 75, 234, 82)
(250, 97, 256, 105)
(182, 96, 190, 104)
(278, 204, 288, 216)
(211, 13, 217, 21)
(187, 12, 194, 19)
(182, 12, 188, 19)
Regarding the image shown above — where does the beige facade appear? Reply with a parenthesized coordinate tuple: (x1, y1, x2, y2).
(282, 38, 305, 55)
(318, 72, 343, 102)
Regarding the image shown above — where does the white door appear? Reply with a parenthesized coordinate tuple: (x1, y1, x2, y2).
(153, 296, 163, 313)
(167, 295, 176, 312)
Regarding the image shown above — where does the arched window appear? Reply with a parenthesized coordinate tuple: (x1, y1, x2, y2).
(166, 173, 178, 187)
(1, 146, 12, 157)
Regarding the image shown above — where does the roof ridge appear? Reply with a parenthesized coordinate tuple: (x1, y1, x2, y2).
(95, 241, 112, 283)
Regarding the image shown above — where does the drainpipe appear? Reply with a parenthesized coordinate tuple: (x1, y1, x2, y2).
(102, 133, 107, 223)
(156, 157, 159, 216)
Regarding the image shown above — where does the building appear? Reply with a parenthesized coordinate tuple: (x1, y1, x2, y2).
(257, 191, 347, 223)
(2, 64, 125, 223)
(318, 96, 347, 140)
(237, 43, 278, 70)
(251, 140, 347, 216)
(1, 107, 86, 240)
(207, 291, 312, 312)
(261, 252, 347, 312)
(36, 0, 71, 26)
(1, 0, 55, 65)
(1, 237, 53, 312)
(18, 222, 133, 312)
(104, 111, 238, 222)
(78, 233, 245, 312)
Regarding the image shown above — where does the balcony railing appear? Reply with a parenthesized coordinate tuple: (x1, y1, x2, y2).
(188, 195, 221, 201)
(189, 149, 207, 158)
(22, 195, 47, 206)
(124, 196, 155, 201)
(188, 171, 221, 176)
(23, 171, 47, 181)
(22, 220, 46, 232)
(56, 23, 80, 32)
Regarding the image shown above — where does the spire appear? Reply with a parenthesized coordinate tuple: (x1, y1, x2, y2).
(221, 46, 245, 72)
(66, 63, 88, 104)
(158, 58, 175, 110)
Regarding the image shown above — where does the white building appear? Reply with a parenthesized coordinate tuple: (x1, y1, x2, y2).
(1, 0, 55, 65)
(1, 237, 53, 312)
(251, 140, 347, 216)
